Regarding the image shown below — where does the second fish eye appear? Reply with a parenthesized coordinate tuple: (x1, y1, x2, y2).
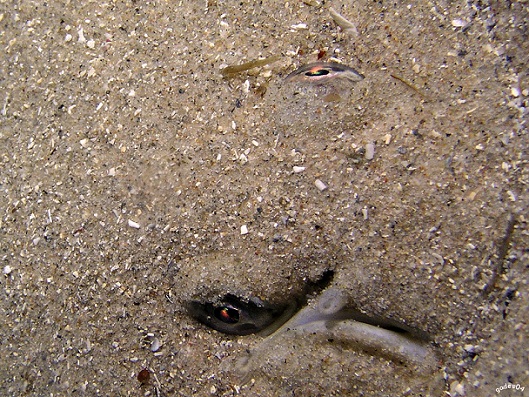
(187, 270, 335, 335)
(306, 69, 330, 77)
(214, 305, 240, 324)
(188, 295, 290, 335)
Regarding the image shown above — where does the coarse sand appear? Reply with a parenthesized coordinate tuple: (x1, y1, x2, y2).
(1, 1, 527, 396)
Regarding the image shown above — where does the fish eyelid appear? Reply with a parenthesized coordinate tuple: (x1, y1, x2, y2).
(285, 62, 365, 82)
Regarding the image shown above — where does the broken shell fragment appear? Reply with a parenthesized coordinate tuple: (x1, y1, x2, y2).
(314, 179, 328, 191)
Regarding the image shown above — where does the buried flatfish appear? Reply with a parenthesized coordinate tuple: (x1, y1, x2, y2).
(272, 61, 368, 131)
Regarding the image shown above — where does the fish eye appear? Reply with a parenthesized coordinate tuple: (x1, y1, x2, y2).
(305, 69, 330, 77)
(187, 271, 335, 335)
(214, 305, 240, 324)
(188, 295, 291, 336)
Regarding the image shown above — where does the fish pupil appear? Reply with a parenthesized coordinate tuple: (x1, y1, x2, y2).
(214, 306, 240, 323)
(305, 69, 330, 77)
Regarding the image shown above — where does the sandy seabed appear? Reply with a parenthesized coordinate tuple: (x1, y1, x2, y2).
(0, 1, 528, 396)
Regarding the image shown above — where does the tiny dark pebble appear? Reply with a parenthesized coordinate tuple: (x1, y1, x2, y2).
(137, 368, 151, 385)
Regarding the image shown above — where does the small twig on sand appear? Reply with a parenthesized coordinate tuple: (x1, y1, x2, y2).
(482, 214, 516, 296)
(390, 73, 431, 100)
(221, 55, 281, 78)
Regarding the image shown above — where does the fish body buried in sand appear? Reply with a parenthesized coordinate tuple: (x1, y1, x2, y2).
(286, 62, 365, 84)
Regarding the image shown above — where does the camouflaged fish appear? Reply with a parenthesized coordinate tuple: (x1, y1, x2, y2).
(286, 62, 364, 83)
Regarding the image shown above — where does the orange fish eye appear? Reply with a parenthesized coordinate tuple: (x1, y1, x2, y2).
(286, 62, 364, 83)
(305, 67, 330, 77)
(214, 305, 240, 324)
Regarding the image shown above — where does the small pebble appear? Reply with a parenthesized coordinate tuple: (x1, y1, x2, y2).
(507, 190, 517, 202)
(449, 380, 465, 395)
(365, 142, 375, 160)
(451, 19, 467, 27)
(290, 23, 308, 30)
(362, 207, 369, 220)
(314, 179, 328, 191)
(3, 265, 12, 275)
(77, 26, 86, 43)
(128, 219, 140, 229)
(293, 166, 306, 173)
(137, 368, 150, 385)
(240, 224, 249, 235)
(150, 337, 161, 352)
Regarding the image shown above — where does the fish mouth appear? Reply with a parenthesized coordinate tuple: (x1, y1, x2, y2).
(233, 288, 438, 382)
(186, 269, 437, 381)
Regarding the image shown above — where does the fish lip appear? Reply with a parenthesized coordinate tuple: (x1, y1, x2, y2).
(284, 318, 436, 370)
(280, 288, 430, 340)
(285, 62, 365, 83)
(234, 288, 437, 382)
